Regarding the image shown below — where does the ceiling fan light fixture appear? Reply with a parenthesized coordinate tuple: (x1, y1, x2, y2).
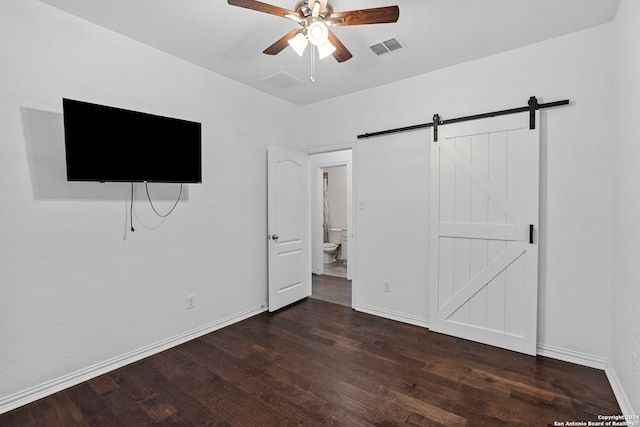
(307, 21, 329, 46)
(288, 32, 308, 56)
(317, 39, 336, 59)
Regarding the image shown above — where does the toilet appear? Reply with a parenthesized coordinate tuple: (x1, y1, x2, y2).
(323, 243, 339, 264)
(324, 228, 343, 264)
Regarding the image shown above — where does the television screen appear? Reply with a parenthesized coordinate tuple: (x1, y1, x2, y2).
(63, 98, 202, 183)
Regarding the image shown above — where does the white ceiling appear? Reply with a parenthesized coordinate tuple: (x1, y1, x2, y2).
(38, 0, 620, 106)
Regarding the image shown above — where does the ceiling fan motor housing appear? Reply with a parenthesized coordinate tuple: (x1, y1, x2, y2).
(296, 1, 333, 19)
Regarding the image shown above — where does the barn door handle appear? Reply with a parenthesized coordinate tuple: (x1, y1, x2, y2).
(529, 225, 534, 244)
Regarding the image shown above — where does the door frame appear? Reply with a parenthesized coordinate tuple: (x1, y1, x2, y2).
(307, 143, 357, 309)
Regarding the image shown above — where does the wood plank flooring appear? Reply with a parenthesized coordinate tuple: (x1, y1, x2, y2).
(310, 274, 351, 307)
(1, 298, 621, 426)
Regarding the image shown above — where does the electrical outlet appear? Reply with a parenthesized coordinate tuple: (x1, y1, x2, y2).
(384, 280, 391, 292)
(186, 295, 195, 310)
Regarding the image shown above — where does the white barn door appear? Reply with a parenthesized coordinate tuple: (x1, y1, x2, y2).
(430, 112, 539, 355)
(267, 145, 311, 312)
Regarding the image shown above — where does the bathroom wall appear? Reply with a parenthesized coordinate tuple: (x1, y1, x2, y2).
(324, 166, 348, 232)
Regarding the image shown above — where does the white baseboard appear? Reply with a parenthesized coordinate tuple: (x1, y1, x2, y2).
(0, 303, 267, 415)
(356, 304, 430, 328)
(536, 346, 637, 419)
(605, 365, 637, 420)
(536, 343, 608, 370)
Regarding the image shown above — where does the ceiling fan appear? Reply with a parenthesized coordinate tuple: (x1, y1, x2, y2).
(227, 0, 400, 63)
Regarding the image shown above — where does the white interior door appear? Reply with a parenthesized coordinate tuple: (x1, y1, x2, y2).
(430, 112, 539, 355)
(268, 145, 311, 312)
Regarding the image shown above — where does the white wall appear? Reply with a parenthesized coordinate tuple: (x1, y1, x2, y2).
(302, 24, 615, 361)
(0, 0, 297, 410)
(324, 166, 347, 230)
(355, 130, 431, 325)
(611, 0, 640, 414)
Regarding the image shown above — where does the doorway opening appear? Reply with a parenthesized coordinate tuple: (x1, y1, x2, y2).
(308, 148, 354, 308)
(320, 166, 348, 278)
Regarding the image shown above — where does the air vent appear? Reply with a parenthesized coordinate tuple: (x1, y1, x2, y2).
(262, 71, 303, 89)
(368, 35, 406, 56)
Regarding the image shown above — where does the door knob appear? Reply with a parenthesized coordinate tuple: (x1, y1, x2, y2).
(271, 234, 279, 240)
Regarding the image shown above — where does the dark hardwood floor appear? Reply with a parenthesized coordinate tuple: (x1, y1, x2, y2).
(310, 274, 351, 307)
(1, 298, 621, 426)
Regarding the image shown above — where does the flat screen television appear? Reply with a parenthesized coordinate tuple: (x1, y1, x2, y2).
(63, 98, 202, 183)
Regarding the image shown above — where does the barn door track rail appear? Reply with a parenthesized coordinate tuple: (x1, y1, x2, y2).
(357, 96, 570, 141)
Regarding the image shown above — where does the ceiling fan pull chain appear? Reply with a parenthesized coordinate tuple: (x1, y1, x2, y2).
(310, 45, 317, 84)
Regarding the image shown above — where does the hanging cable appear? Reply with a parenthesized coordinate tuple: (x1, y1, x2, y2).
(145, 182, 183, 218)
(130, 182, 135, 232)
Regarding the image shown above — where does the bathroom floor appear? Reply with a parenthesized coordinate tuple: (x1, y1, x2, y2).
(311, 274, 351, 307)
(323, 261, 347, 278)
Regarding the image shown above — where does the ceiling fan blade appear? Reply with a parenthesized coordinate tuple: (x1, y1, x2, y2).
(263, 28, 301, 55)
(330, 6, 400, 26)
(227, 0, 299, 20)
(327, 30, 352, 63)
